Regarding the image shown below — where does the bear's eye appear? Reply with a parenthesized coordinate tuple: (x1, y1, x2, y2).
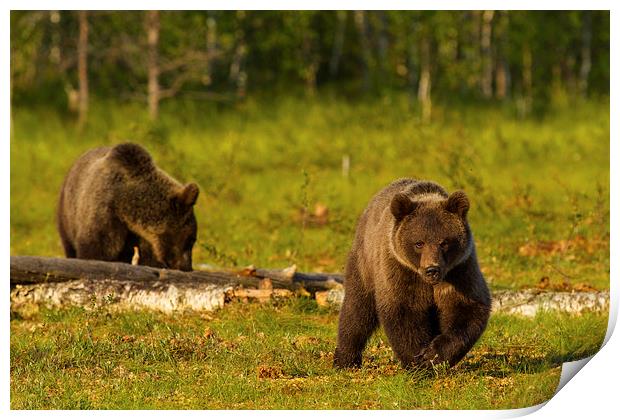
(415, 241, 424, 249)
(440, 240, 450, 250)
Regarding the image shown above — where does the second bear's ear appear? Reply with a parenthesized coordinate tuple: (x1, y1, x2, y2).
(391, 193, 418, 221)
(178, 183, 199, 207)
(446, 190, 470, 218)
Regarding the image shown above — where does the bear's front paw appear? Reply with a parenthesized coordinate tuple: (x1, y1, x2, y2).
(334, 348, 362, 369)
(411, 353, 432, 369)
(413, 335, 454, 368)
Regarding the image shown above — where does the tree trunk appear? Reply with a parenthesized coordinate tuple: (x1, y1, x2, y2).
(480, 10, 495, 98)
(354, 10, 372, 92)
(329, 11, 347, 77)
(376, 11, 389, 81)
(302, 20, 318, 96)
(470, 10, 482, 92)
(579, 11, 592, 97)
(418, 34, 432, 121)
(407, 17, 419, 102)
(493, 11, 509, 99)
(521, 44, 533, 115)
(495, 59, 508, 99)
(77, 11, 89, 129)
(229, 11, 247, 98)
(146, 10, 160, 121)
(205, 12, 217, 86)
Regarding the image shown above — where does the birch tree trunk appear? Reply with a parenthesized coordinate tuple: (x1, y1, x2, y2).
(418, 34, 432, 121)
(77, 11, 89, 129)
(205, 12, 217, 86)
(579, 11, 592, 97)
(302, 20, 318, 96)
(354, 10, 372, 92)
(329, 11, 347, 77)
(495, 60, 508, 99)
(146, 10, 160, 121)
(480, 10, 495, 98)
(493, 11, 509, 100)
(376, 11, 389, 81)
(229, 11, 247, 98)
(521, 44, 533, 115)
(407, 17, 419, 102)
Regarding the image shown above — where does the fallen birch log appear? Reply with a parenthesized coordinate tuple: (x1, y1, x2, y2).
(10, 255, 343, 292)
(10, 255, 337, 314)
(12, 279, 233, 313)
(315, 288, 610, 317)
(10, 256, 609, 317)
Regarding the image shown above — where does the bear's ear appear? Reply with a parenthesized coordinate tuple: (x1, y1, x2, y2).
(178, 183, 199, 207)
(391, 193, 418, 221)
(446, 190, 470, 218)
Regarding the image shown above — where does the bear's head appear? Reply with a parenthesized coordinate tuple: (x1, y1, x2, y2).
(389, 190, 472, 284)
(110, 143, 199, 272)
(145, 183, 199, 272)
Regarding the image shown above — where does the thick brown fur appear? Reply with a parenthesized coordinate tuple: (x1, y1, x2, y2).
(57, 143, 199, 271)
(334, 178, 490, 370)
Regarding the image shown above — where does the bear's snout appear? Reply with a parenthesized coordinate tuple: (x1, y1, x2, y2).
(169, 251, 193, 272)
(425, 265, 441, 279)
(421, 265, 443, 284)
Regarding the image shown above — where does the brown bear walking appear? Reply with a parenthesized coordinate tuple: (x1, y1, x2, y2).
(57, 143, 199, 271)
(334, 178, 490, 369)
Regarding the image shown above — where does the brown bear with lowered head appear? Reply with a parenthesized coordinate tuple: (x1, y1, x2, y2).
(57, 143, 199, 271)
(334, 178, 490, 369)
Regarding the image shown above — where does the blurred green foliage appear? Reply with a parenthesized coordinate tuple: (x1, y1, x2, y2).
(10, 11, 609, 108)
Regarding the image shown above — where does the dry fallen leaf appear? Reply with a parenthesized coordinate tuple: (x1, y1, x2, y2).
(256, 365, 285, 379)
(238, 265, 257, 277)
(203, 327, 215, 339)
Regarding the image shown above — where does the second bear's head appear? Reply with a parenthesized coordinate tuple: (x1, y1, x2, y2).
(389, 190, 473, 284)
(110, 143, 199, 272)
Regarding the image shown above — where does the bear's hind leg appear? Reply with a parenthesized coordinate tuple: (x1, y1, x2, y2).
(334, 290, 378, 368)
(57, 216, 76, 258)
(75, 225, 128, 262)
(59, 236, 77, 258)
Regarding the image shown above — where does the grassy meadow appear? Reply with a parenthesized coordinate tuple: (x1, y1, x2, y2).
(10, 94, 610, 409)
(10, 95, 610, 290)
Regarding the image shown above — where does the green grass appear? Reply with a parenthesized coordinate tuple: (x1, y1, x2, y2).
(10, 298, 607, 409)
(9, 95, 610, 408)
(10, 95, 609, 290)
